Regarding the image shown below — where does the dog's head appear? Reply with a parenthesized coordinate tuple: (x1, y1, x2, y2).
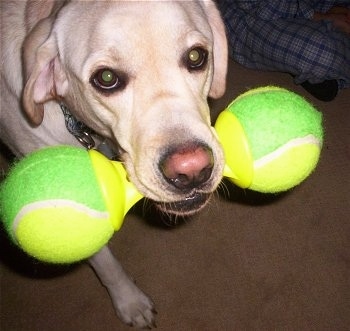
(22, 0, 228, 215)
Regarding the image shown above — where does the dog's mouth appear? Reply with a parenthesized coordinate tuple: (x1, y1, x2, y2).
(154, 192, 211, 216)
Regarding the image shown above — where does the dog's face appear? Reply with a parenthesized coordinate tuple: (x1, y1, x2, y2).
(22, 0, 228, 215)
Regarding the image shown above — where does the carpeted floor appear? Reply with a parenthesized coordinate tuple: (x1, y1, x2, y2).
(1, 59, 349, 331)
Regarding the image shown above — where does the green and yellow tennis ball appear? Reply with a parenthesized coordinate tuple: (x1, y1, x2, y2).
(0, 146, 142, 264)
(215, 86, 323, 192)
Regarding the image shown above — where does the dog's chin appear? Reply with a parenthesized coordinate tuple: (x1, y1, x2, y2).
(154, 192, 211, 216)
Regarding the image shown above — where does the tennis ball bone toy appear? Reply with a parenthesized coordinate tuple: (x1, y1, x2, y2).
(0, 87, 323, 264)
(219, 86, 323, 192)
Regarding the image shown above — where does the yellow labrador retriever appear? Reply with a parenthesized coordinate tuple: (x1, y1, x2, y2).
(1, 0, 227, 328)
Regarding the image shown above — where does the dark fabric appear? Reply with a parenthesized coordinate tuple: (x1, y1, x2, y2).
(1, 59, 349, 331)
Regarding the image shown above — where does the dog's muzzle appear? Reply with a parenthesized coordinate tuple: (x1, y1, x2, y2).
(156, 141, 214, 215)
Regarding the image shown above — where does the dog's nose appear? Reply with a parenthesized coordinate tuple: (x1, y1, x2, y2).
(160, 143, 214, 190)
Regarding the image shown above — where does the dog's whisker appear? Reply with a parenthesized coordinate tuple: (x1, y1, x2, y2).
(141, 198, 153, 217)
(205, 193, 220, 216)
(217, 180, 230, 200)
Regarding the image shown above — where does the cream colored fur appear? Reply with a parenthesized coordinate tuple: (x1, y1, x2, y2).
(0, 1, 227, 328)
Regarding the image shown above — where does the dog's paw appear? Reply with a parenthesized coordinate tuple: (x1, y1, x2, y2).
(111, 284, 157, 329)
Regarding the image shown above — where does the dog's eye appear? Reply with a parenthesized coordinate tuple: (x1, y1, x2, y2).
(90, 68, 126, 93)
(185, 47, 208, 71)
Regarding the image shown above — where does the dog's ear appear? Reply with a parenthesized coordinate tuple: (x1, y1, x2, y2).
(201, 0, 228, 99)
(22, 8, 68, 126)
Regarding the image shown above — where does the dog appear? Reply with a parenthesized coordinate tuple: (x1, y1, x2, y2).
(0, 0, 228, 328)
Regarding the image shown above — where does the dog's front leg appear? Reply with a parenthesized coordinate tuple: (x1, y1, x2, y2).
(89, 245, 156, 329)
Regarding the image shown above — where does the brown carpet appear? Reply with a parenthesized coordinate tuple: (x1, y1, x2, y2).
(1, 59, 349, 331)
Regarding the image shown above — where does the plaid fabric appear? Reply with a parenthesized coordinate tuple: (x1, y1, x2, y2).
(217, 1, 350, 88)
